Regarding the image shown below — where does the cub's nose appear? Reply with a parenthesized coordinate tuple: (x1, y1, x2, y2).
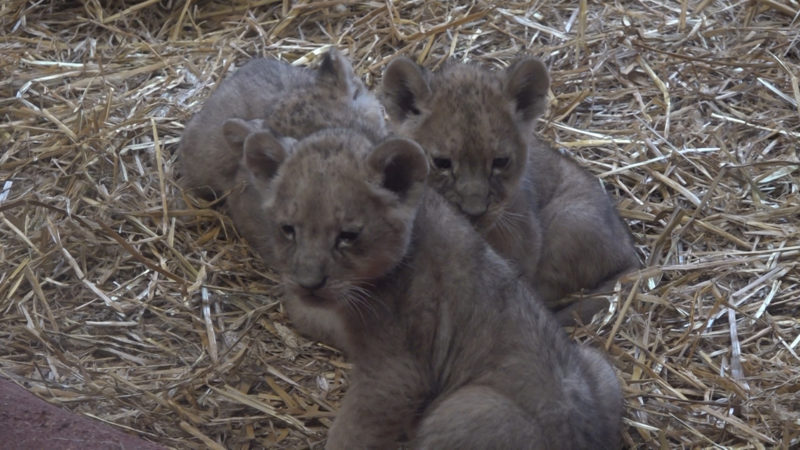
(297, 275, 328, 291)
(459, 197, 488, 217)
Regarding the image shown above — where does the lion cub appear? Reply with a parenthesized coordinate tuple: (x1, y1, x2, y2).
(178, 47, 384, 200)
(178, 48, 386, 347)
(237, 126, 622, 448)
(381, 56, 639, 323)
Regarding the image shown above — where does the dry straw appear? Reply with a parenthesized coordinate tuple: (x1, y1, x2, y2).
(1, 0, 799, 448)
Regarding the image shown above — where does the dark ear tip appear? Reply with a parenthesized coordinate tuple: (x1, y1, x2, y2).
(368, 137, 429, 196)
(246, 129, 277, 145)
(385, 56, 415, 71)
(383, 137, 429, 178)
(529, 58, 549, 85)
(383, 57, 417, 83)
(222, 117, 247, 131)
(222, 118, 257, 150)
(245, 128, 279, 148)
(317, 46, 358, 94)
(243, 131, 287, 181)
(383, 136, 424, 152)
(386, 136, 425, 158)
(511, 55, 546, 68)
(508, 56, 550, 93)
(321, 46, 342, 64)
(381, 58, 430, 120)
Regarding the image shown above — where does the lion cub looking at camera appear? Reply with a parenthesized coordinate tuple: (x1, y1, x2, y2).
(236, 126, 622, 448)
(381, 56, 640, 323)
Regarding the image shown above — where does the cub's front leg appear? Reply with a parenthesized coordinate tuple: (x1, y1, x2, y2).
(326, 356, 426, 450)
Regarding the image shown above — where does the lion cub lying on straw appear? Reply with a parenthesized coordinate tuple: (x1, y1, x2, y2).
(177, 47, 385, 234)
(231, 126, 621, 448)
(381, 56, 640, 324)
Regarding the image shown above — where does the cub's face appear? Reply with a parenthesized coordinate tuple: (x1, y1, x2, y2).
(381, 57, 549, 228)
(245, 129, 428, 312)
(406, 86, 529, 224)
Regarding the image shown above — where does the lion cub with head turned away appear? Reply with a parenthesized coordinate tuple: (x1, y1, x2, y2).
(234, 124, 622, 449)
(178, 47, 383, 201)
(381, 56, 640, 324)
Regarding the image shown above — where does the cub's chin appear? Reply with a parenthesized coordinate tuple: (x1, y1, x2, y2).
(286, 280, 362, 313)
(286, 284, 336, 307)
(471, 207, 501, 233)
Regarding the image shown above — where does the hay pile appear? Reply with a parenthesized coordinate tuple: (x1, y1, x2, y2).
(1, 0, 798, 448)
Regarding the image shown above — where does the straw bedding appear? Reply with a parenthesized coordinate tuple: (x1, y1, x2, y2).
(1, 0, 798, 448)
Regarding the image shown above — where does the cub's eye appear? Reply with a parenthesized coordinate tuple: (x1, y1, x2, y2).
(492, 157, 510, 170)
(432, 157, 452, 170)
(280, 224, 295, 240)
(337, 230, 360, 247)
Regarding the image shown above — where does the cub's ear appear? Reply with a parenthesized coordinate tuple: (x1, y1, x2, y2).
(381, 57, 431, 122)
(367, 137, 428, 203)
(242, 130, 288, 182)
(222, 118, 264, 154)
(317, 47, 361, 96)
(503, 57, 549, 124)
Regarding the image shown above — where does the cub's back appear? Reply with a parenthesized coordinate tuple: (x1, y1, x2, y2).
(199, 58, 315, 120)
(178, 58, 313, 198)
(368, 191, 624, 449)
(178, 49, 385, 200)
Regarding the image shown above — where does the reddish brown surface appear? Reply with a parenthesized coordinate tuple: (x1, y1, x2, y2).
(0, 377, 163, 450)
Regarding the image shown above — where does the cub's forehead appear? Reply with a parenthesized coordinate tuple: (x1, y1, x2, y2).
(273, 144, 374, 217)
(417, 73, 518, 149)
(431, 64, 504, 101)
(425, 67, 512, 125)
(276, 175, 374, 226)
